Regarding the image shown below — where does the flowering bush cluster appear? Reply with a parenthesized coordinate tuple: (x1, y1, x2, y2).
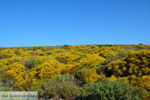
(0, 45, 149, 100)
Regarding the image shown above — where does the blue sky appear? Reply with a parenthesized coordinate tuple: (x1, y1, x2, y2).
(0, 0, 149, 47)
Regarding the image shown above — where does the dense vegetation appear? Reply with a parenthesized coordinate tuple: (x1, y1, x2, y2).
(0, 45, 150, 100)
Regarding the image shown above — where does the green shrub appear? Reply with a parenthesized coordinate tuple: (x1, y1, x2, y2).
(42, 74, 81, 99)
(0, 78, 14, 91)
(78, 79, 146, 100)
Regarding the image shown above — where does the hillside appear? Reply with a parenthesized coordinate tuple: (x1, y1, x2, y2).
(0, 45, 150, 100)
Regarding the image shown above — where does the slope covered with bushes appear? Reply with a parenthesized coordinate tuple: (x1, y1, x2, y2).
(0, 45, 149, 100)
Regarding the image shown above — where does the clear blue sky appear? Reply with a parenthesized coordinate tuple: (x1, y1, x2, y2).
(0, 0, 149, 47)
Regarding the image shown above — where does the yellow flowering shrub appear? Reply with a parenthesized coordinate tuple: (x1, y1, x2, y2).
(1, 63, 25, 89)
(36, 59, 64, 79)
(80, 68, 105, 82)
(79, 54, 106, 68)
(52, 51, 82, 64)
(139, 75, 150, 91)
(107, 51, 150, 77)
